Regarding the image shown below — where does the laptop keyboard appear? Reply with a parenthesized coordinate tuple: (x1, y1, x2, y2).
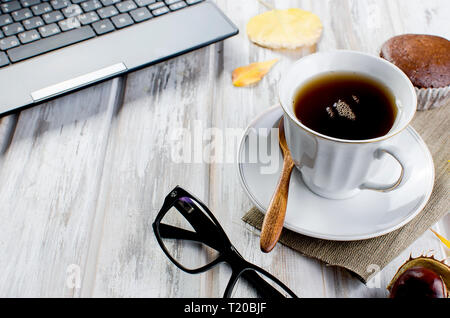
(0, 0, 203, 66)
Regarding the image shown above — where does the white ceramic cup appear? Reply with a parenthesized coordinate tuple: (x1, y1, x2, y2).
(279, 50, 417, 199)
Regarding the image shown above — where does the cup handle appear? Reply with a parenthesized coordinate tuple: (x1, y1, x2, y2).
(360, 145, 409, 192)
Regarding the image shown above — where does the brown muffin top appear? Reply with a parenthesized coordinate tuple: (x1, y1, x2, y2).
(380, 34, 450, 88)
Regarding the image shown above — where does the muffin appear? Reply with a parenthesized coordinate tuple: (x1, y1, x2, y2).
(380, 34, 450, 110)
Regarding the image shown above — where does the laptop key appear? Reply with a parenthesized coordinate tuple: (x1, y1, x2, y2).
(164, 0, 180, 5)
(0, 35, 19, 50)
(168, 1, 185, 11)
(38, 22, 60, 37)
(42, 10, 63, 23)
(50, 0, 69, 9)
(0, 14, 13, 26)
(0, 51, 9, 67)
(78, 11, 99, 24)
(0, 29, 3, 37)
(91, 18, 113, 34)
(18, 28, 40, 43)
(58, 17, 80, 31)
(11, 8, 32, 21)
(0, 1, 21, 14)
(110, 12, 132, 28)
(129, 7, 150, 22)
(61, 4, 81, 17)
(115, 0, 136, 13)
(22, 16, 44, 29)
(7, 25, 95, 62)
(135, 0, 154, 7)
(186, 0, 202, 5)
(81, 0, 102, 12)
(20, 0, 40, 7)
(151, 5, 167, 16)
(147, 1, 163, 10)
(99, 0, 119, 6)
(97, 5, 117, 19)
(2, 22, 24, 36)
(31, 2, 52, 15)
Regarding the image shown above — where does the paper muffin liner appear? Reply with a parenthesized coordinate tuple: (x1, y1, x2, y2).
(415, 86, 449, 111)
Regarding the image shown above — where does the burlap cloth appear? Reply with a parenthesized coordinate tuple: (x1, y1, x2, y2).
(242, 104, 450, 283)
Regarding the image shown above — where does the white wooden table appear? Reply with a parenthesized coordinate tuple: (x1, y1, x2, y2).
(0, 0, 448, 298)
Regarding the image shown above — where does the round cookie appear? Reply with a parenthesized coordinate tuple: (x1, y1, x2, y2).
(247, 9, 323, 50)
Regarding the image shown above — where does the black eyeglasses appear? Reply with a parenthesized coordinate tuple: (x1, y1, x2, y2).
(152, 186, 298, 298)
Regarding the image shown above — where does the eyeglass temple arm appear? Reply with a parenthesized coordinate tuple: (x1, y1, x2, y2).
(158, 223, 223, 251)
(158, 223, 198, 241)
(172, 200, 230, 249)
(223, 270, 285, 299)
(241, 271, 286, 299)
(174, 201, 220, 236)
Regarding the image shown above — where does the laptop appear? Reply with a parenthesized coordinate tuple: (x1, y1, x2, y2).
(0, 0, 238, 114)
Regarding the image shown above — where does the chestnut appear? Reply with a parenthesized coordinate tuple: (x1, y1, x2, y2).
(387, 256, 449, 298)
(389, 266, 446, 298)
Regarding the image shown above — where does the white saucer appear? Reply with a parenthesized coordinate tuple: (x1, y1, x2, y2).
(237, 106, 435, 241)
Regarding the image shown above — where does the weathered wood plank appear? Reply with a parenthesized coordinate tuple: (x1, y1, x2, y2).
(0, 79, 121, 297)
(0, 114, 18, 156)
(86, 47, 218, 297)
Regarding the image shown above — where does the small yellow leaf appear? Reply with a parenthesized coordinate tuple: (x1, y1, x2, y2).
(232, 59, 279, 87)
(430, 229, 450, 248)
(247, 8, 323, 50)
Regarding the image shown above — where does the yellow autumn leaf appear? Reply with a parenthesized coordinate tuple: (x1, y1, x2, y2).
(232, 59, 279, 87)
(247, 8, 323, 50)
(430, 229, 450, 249)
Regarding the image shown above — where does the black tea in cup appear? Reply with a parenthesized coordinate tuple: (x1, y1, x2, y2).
(293, 72, 397, 140)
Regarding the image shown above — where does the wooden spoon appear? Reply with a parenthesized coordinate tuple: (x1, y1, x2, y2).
(260, 117, 295, 253)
